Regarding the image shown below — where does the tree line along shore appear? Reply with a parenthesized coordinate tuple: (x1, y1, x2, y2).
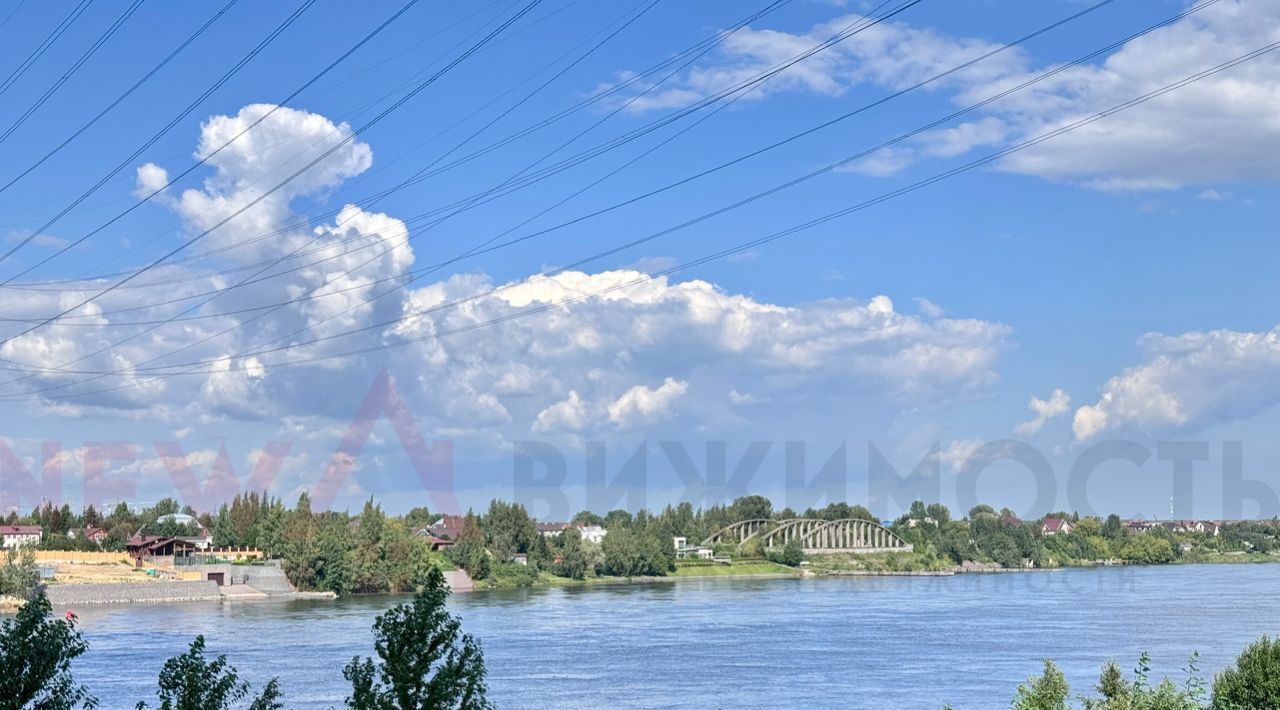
(3, 496, 1280, 708)
(3, 494, 1279, 600)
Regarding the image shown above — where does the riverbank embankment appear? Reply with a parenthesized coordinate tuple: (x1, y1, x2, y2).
(30, 562, 335, 607)
(44, 581, 222, 606)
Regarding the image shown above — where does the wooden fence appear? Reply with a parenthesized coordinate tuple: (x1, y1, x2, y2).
(32, 551, 131, 564)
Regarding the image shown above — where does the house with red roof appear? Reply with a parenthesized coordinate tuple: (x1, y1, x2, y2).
(0, 525, 42, 549)
(1040, 517, 1073, 536)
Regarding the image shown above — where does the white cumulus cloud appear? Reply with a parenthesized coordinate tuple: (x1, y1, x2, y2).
(607, 377, 689, 430)
(1014, 388, 1071, 436)
(1073, 326, 1280, 440)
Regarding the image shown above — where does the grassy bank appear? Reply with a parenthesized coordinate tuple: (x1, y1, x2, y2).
(468, 560, 801, 590)
(669, 561, 798, 577)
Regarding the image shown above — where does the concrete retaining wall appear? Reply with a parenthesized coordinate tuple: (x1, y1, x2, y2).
(443, 570, 474, 592)
(184, 564, 296, 594)
(44, 581, 220, 606)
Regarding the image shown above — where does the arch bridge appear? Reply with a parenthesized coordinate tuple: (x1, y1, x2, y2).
(701, 518, 912, 554)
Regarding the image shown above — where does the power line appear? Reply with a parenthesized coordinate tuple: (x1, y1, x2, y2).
(0, 0, 144, 148)
(98, 38, 1279, 384)
(0, 0, 893, 385)
(0, 0, 422, 283)
(0, 0, 91, 99)
(7, 0, 864, 310)
(0, 0, 662, 389)
(0, 0, 319, 269)
(0, 0, 1181, 390)
(39, 0, 520, 282)
(8, 29, 1267, 403)
(10, 2, 1258, 398)
(0, 0, 656, 293)
(0, 0, 587, 238)
(230, 1, 911, 356)
(0, 0, 1177, 343)
(3, 0, 797, 289)
(0, 0, 29, 30)
(0, 0, 546, 353)
(0, 0, 240, 195)
(1, 0, 1127, 337)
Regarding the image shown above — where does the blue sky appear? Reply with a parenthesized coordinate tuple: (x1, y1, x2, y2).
(1, 0, 1278, 520)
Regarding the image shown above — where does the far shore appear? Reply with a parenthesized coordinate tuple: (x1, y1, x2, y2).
(4, 554, 1277, 612)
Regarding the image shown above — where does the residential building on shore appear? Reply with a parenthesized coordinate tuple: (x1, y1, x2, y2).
(1, 525, 42, 548)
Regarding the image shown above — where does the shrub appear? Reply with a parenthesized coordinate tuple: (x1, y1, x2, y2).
(1213, 635, 1280, 709)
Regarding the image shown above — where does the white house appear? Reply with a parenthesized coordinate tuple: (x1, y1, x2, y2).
(673, 536, 714, 560)
(1040, 518, 1073, 536)
(537, 522, 569, 538)
(157, 513, 214, 549)
(576, 524, 607, 544)
(1186, 520, 1221, 536)
(1, 525, 42, 549)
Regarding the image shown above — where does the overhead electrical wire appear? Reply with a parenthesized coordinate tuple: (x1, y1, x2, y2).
(0, 0, 581, 239)
(0, 0, 1127, 341)
(2, 0, 871, 314)
(4, 0, 890, 357)
(0, 0, 29, 30)
(3, 0, 797, 289)
(0, 0, 240, 195)
(0, 0, 1141, 382)
(0, 0, 547, 353)
(0, 0, 144, 149)
(0, 0, 665, 390)
(0, 0, 1180, 337)
(0, 0, 319, 269)
(5, 32, 1270, 405)
(2, 0, 422, 281)
(9, 0, 1099, 339)
(0, 0, 92, 99)
(201, 1, 910, 362)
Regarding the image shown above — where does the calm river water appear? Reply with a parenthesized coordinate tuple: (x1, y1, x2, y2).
(62, 564, 1280, 708)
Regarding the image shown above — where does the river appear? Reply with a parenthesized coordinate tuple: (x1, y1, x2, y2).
(62, 564, 1280, 708)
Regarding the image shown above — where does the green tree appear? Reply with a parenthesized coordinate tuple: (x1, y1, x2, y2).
(602, 509, 632, 530)
(1090, 660, 1131, 708)
(151, 498, 181, 519)
(0, 547, 39, 597)
(968, 504, 996, 519)
(1102, 514, 1125, 540)
(1012, 660, 1070, 710)
(1075, 517, 1103, 538)
(281, 494, 318, 590)
(448, 513, 490, 581)
(600, 526, 670, 578)
(729, 495, 772, 522)
(482, 501, 540, 564)
(314, 514, 355, 594)
(925, 503, 952, 526)
(0, 591, 94, 709)
(776, 537, 804, 567)
(344, 567, 492, 710)
(1213, 635, 1280, 708)
(403, 507, 434, 531)
(137, 635, 282, 710)
(553, 527, 589, 580)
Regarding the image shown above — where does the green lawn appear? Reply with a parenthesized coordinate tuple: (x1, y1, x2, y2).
(669, 561, 799, 577)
